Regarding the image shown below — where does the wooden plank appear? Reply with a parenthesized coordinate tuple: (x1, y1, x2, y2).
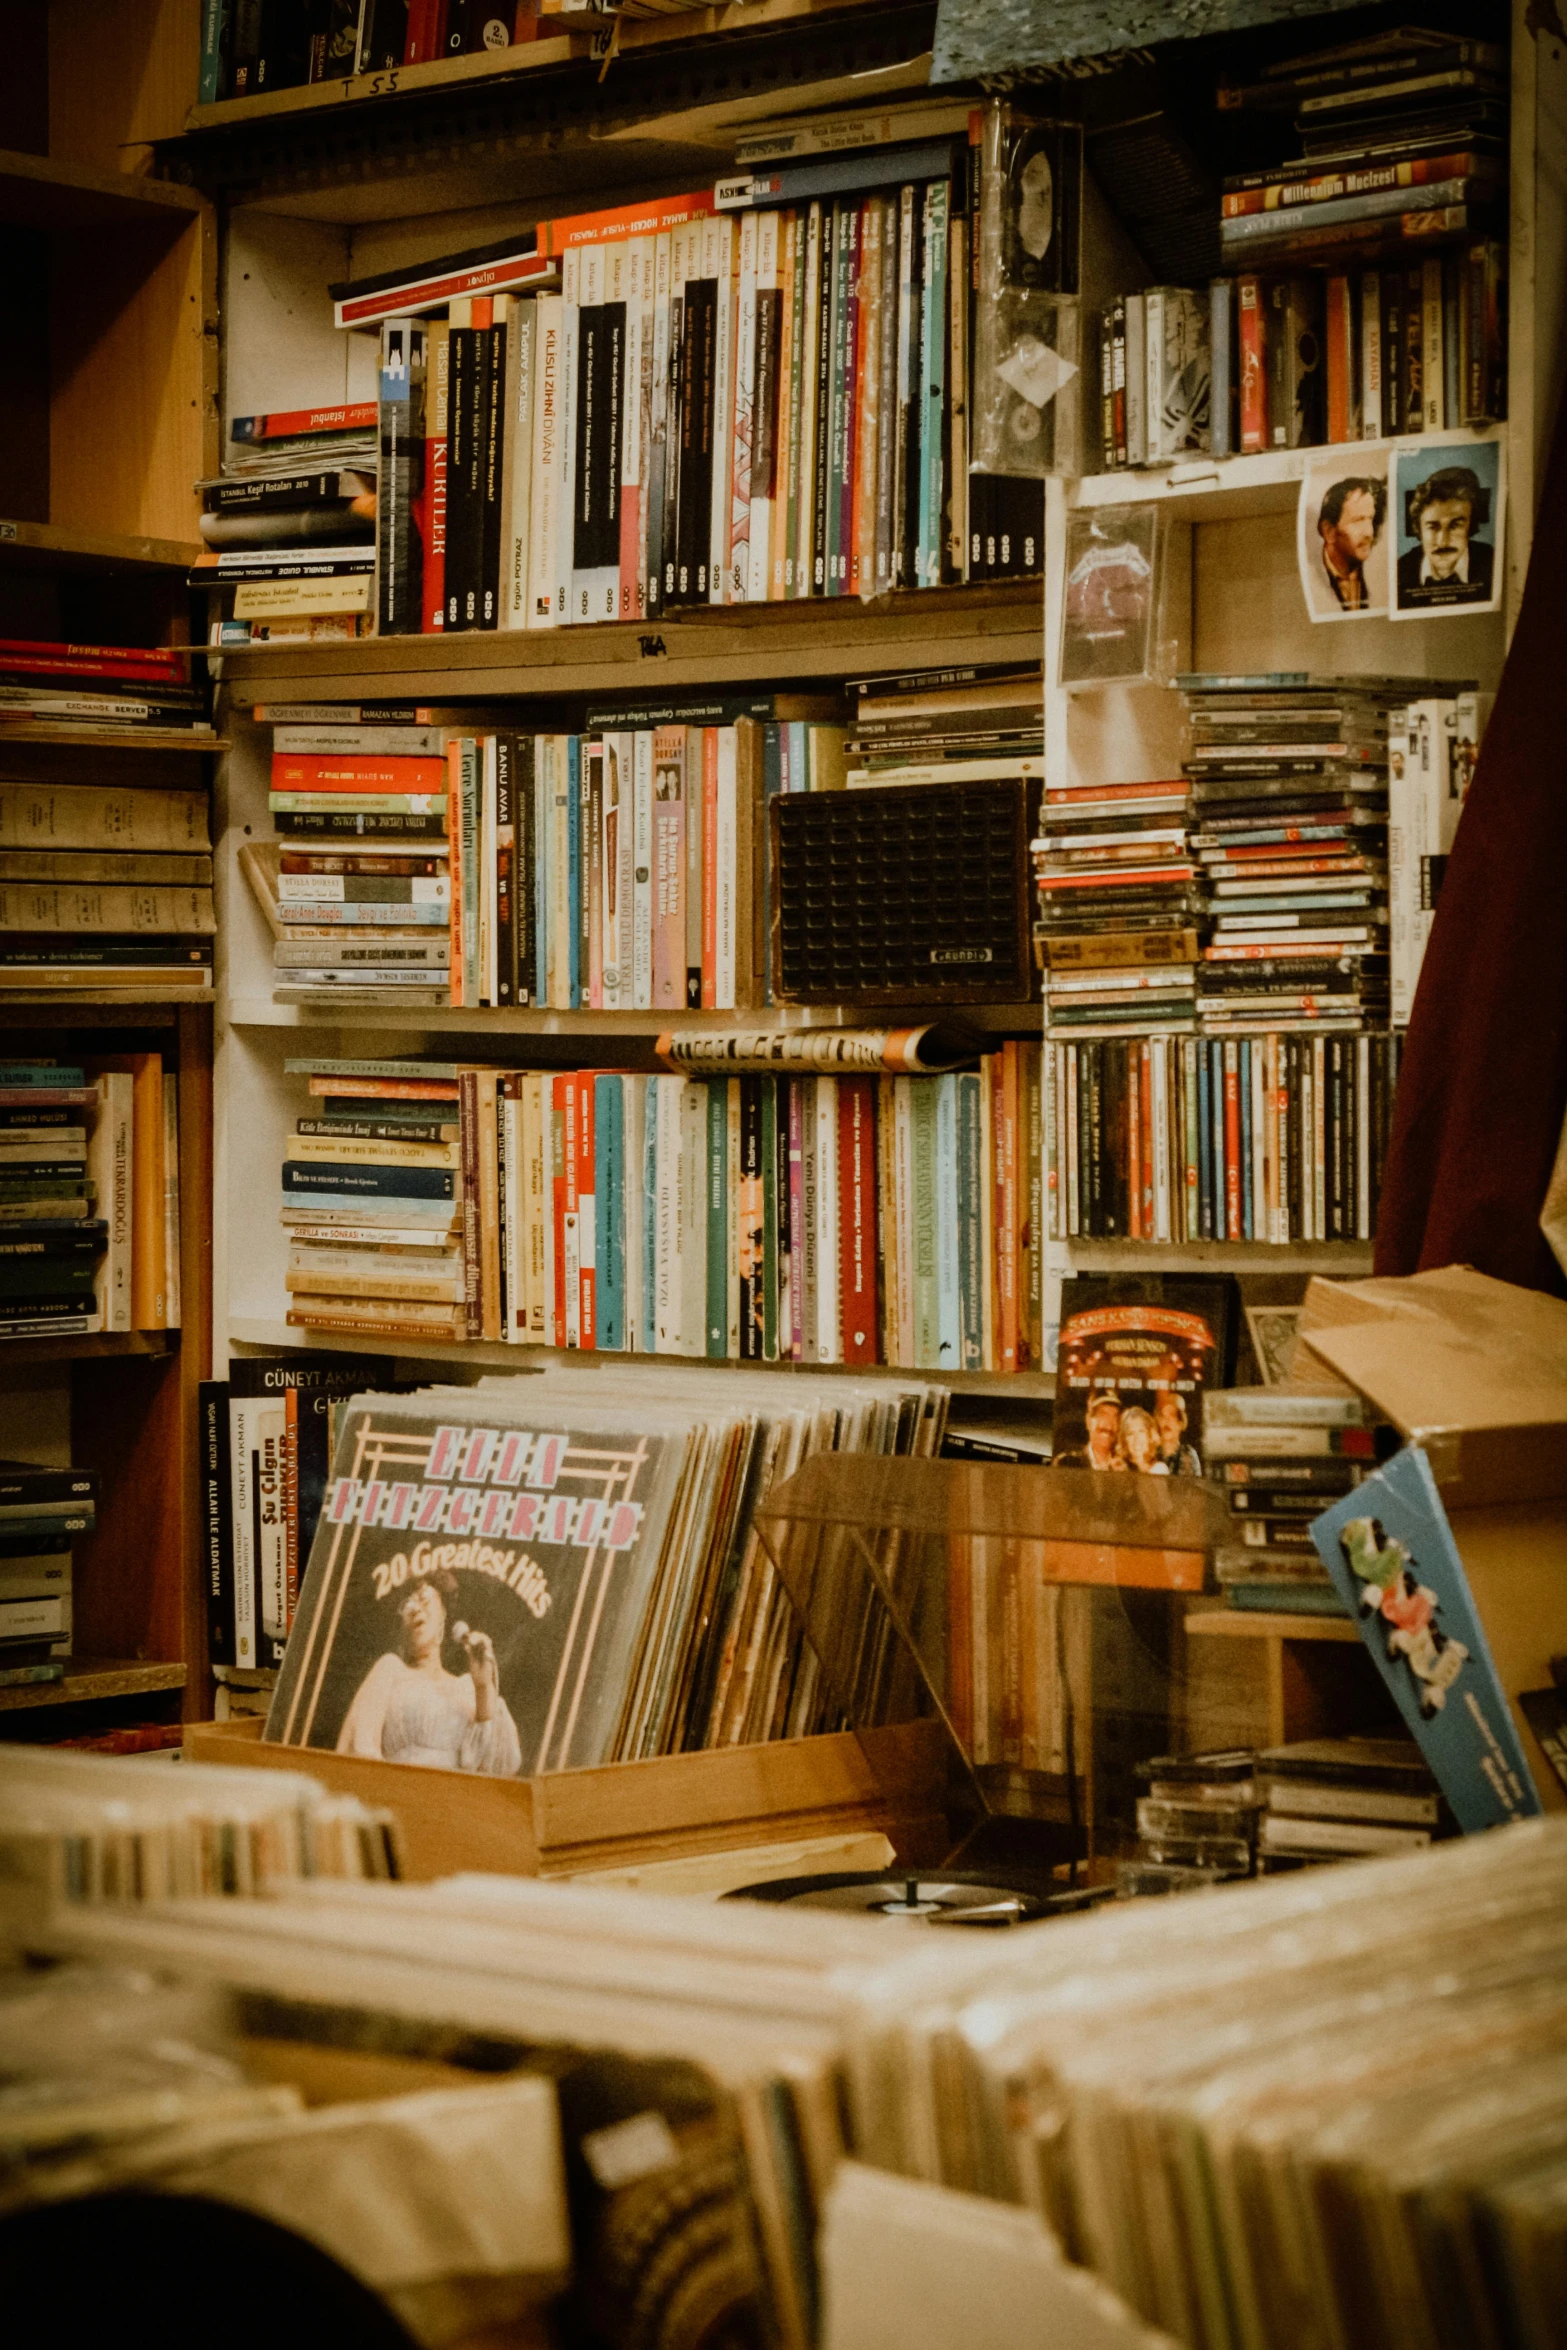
(185, 33, 586, 130)
(175, 1003, 214, 1715)
(216, 582, 1044, 700)
(0, 145, 204, 230)
(0, 1657, 186, 1711)
(1185, 1611, 1360, 1643)
(183, 1714, 948, 1879)
(51, 208, 214, 548)
(49, 0, 204, 168)
(0, 519, 202, 571)
(0, 1330, 173, 1365)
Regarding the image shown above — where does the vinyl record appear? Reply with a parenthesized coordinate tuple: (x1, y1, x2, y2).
(726, 1869, 1060, 1924)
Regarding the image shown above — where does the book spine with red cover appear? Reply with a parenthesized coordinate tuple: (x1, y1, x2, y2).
(551, 1074, 569, 1347)
(273, 756, 448, 792)
(836, 1075, 878, 1365)
(1223, 1039, 1242, 1241)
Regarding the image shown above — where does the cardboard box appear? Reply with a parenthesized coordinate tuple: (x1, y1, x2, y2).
(1300, 1267, 1567, 1813)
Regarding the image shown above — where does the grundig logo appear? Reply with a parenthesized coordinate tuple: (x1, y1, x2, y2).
(929, 946, 994, 965)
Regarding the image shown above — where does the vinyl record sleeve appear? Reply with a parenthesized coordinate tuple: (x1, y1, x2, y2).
(265, 1394, 692, 1776)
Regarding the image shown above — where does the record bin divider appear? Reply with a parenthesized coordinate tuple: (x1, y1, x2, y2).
(750, 1458, 1227, 1882)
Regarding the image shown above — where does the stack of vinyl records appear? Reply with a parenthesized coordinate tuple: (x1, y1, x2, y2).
(1256, 1734, 1450, 1870)
(1205, 1386, 1385, 1613)
(845, 662, 1042, 788)
(1180, 670, 1418, 1031)
(1031, 769, 1200, 1037)
(0, 1745, 402, 1908)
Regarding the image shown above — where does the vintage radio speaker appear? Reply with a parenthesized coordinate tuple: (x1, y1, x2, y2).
(770, 777, 1041, 1007)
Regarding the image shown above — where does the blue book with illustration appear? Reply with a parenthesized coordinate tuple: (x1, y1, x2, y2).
(1312, 1444, 1542, 1834)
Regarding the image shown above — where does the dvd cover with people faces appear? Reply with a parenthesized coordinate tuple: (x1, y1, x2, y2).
(1050, 1274, 1237, 1476)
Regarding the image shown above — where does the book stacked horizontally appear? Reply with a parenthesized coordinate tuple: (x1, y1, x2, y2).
(1256, 1734, 1449, 1868)
(1212, 24, 1506, 446)
(1206, 1386, 1385, 1615)
(279, 1039, 1048, 1371)
(1032, 770, 1199, 1040)
(0, 637, 210, 738)
(0, 1455, 97, 1690)
(195, 405, 379, 646)
(0, 747, 214, 996)
(0, 1056, 180, 1342)
(283, 1063, 464, 1343)
(844, 663, 1043, 789)
(244, 709, 453, 1009)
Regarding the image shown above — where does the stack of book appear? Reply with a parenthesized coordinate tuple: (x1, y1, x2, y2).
(1032, 772, 1199, 1039)
(242, 698, 846, 1012)
(0, 775, 213, 997)
(197, 405, 379, 646)
(1205, 1386, 1383, 1615)
(278, 1037, 1047, 1371)
(0, 1455, 97, 1690)
(1213, 24, 1506, 450)
(1256, 1734, 1448, 1868)
(844, 662, 1043, 788)
(0, 638, 210, 738)
(0, 1744, 402, 1903)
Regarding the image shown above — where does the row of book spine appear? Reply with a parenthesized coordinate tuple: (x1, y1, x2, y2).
(375, 171, 1040, 638)
(282, 1048, 1047, 1371)
(1043, 1030, 1402, 1245)
(1097, 245, 1505, 467)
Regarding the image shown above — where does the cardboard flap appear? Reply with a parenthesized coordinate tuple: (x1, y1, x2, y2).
(1299, 1269, 1567, 1503)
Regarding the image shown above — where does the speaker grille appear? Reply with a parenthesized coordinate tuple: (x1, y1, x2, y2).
(772, 778, 1038, 1006)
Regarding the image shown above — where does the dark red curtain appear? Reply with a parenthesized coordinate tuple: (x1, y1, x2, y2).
(1374, 391, 1567, 1298)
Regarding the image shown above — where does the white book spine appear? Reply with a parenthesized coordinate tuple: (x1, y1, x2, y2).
(1360, 271, 1382, 440)
(548, 738, 572, 1010)
(632, 728, 654, 1010)
(526, 295, 562, 631)
(1356, 1034, 1372, 1242)
(714, 726, 737, 1009)
(1143, 288, 1163, 464)
(1124, 291, 1146, 467)
(1249, 1036, 1266, 1247)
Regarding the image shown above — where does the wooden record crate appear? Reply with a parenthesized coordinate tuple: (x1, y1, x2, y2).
(185, 1715, 950, 1882)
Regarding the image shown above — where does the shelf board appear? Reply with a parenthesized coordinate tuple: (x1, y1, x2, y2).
(0, 1658, 188, 1713)
(0, 1330, 175, 1365)
(1186, 1610, 1360, 1644)
(0, 726, 223, 752)
(1071, 426, 1507, 526)
(228, 1316, 1051, 1394)
(0, 990, 213, 1012)
(0, 149, 205, 233)
(0, 520, 205, 574)
(1060, 1241, 1375, 1274)
(225, 995, 1041, 1034)
(213, 582, 1044, 699)
(185, 32, 587, 130)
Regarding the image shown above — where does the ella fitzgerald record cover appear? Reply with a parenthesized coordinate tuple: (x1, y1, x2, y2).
(264, 1396, 687, 1777)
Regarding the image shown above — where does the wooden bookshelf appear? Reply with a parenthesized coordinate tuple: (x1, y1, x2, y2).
(0, 146, 205, 231)
(0, 1332, 175, 1368)
(0, 1660, 187, 1714)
